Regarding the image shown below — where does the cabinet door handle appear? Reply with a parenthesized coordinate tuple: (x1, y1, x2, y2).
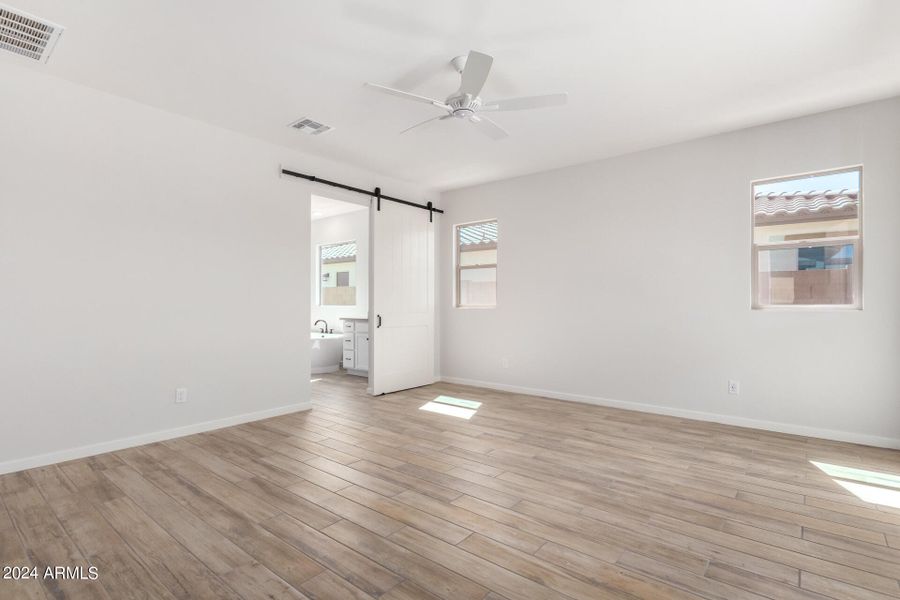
(377, 315, 382, 328)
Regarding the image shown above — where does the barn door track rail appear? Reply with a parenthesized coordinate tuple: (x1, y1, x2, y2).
(281, 168, 442, 222)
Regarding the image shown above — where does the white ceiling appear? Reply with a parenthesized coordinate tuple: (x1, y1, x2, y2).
(5, 1, 900, 190)
(310, 194, 367, 221)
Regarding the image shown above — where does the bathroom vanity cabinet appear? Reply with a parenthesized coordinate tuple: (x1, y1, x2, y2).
(341, 318, 369, 377)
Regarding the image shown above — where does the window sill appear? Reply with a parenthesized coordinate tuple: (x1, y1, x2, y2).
(752, 304, 862, 311)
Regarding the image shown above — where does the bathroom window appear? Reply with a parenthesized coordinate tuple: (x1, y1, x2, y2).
(320, 241, 357, 306)
(752, 166, 862, 309)
(455, 219, 497, 308)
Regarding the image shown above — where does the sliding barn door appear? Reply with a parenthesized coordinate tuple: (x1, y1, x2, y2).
(370, 200, 435, 395)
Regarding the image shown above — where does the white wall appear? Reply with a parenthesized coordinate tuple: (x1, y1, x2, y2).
(311, 208, 369, 330)
(440, 96, 900, 448)
(0, 63, 433, 473)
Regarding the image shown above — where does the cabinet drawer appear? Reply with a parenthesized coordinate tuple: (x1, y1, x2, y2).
(342, 321, 355, 333)
(342, 350, 355, 369)
(342, 334, 354, 350)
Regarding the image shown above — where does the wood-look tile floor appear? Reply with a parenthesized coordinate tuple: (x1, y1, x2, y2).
(2, 373, 900, 600)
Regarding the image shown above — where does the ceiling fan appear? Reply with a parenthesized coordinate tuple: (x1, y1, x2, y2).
(365, 50, 567, 140)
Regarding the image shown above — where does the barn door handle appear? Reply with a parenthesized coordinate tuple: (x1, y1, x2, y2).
(377, 315, 382, 328)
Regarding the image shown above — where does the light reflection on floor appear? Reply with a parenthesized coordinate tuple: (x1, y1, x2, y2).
(419, 395, 483, 420)
(811, 461, 900, 510)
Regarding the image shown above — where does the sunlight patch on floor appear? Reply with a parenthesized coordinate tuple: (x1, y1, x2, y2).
(835, 479, 900, 509)
(811, 461, 900, 510)
(310, 378, 322, 383)
(811, 461, 900, 490)
(432, 395, 482, 409)
(419, 395, 482, 420)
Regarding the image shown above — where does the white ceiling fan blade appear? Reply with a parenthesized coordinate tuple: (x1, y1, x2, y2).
(400, 114, 451, 135)
(364, 82, 449, 109)
(457, 50, 493, 97)
(469, 115, 508, 140)
(481, 93, 568, 112)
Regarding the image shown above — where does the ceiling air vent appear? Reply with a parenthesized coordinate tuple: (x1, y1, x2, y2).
(0, 4, 63, 63)
(289, 118, 333, 136)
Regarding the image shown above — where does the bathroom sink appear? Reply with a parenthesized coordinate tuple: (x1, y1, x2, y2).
(311, 332, 344, 339)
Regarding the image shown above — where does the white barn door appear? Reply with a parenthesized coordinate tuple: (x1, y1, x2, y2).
(370, 200, 435, 395)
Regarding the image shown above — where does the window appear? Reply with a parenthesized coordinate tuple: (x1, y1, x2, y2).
(752, 167, 861, 308)
(455, 219, 498, 307)
(320, 241, 357, 306)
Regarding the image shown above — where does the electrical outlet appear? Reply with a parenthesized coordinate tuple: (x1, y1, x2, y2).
(175, 387, 188, 403)
(501, 357, 510, 369)
(728, 380, 740, 395)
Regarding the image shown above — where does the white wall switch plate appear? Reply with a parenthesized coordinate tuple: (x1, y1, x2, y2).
(728, 380, 740, 395)
(175, 387, 188, 403)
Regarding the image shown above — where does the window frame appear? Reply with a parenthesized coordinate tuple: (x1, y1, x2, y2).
(750, 165, 863, 311)
(318, 239, 358, 307)
(454, 218, 498, 309)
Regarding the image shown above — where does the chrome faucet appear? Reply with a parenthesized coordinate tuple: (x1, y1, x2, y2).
(314, 319, 328, 333)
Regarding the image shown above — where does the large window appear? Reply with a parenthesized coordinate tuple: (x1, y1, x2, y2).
(455, 219, 498, 308)
(320, 240, 357, 306)
(752, 167, 861, 308)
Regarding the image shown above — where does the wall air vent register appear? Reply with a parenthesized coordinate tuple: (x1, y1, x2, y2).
(0, 4, 63, 63)
(289, 118, 333, 136)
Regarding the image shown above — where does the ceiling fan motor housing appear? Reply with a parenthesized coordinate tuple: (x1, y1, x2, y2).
(447, 93, 481, 118)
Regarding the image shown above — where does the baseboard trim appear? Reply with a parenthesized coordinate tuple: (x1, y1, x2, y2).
(311, 365, 339, 374)
(0, 401, 313, 476)
(440, 376, 900, 450)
